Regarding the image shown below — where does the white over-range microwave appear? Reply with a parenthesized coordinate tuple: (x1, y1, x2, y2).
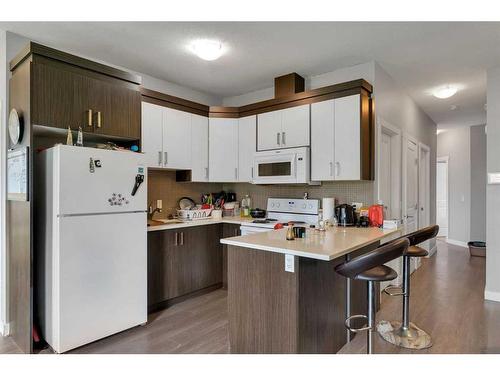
(252, 147, 313, 184)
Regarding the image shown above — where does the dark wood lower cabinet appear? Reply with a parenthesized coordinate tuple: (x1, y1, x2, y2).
(147, 225, 223, 312)
(221, 224, 240, 289)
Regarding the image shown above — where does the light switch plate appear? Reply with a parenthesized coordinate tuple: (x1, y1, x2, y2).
(488, 173, 500, 185)
(285, 254, 295, 273)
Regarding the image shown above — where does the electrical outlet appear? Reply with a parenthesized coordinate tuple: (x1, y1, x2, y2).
(285, 254, 295, 273)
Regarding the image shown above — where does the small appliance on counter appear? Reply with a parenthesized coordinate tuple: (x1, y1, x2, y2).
(368, 204, 384, 227)
(335, 204, 357, 226)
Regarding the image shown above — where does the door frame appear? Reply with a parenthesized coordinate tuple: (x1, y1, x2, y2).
(375, 117, 402, 220)
(402, 133, 419, 227)
(418, 142, 433, 257)
(436, 156, 449, 239)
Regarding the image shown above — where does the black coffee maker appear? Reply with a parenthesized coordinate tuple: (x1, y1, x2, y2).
(335, 204, 357, 226)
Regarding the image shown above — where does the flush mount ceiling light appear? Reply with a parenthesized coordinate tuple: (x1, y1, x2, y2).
(433, 86, 458, 99)
(190, 39, 223, 61)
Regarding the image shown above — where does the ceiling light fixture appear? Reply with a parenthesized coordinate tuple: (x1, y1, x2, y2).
(433, 86, 458, 99)
(190, 39, 223, 61)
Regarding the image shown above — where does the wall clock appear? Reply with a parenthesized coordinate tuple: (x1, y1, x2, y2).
(8, 108, 24, 146)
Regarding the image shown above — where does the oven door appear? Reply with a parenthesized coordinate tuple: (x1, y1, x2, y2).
(253, 151, 298, 184)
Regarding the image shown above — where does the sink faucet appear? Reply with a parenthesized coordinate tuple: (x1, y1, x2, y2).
(148, 202, 162, 220)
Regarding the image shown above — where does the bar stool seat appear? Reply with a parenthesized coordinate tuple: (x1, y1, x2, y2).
(406, 245, 428, 257)
(356, 265, 398, 282)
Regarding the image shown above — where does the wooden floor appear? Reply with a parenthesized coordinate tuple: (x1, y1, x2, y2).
(1, 239, 499, 354)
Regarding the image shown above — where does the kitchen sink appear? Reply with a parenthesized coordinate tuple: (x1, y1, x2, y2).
(147, 218, 183, 227)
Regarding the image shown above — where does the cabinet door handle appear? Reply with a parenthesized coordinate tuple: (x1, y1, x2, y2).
(164, 151, 168, 165)
(180, 232, 184, 246)
(335, 162, 340, 176)
(205, 167, 209, 179)
(95, 111, 102, 128)
(251, 167, 254, 179)
(174, 232, 178, 246)
(87, 109, 93, 127)
(282, 132, 286, 145)
(158, 151, 162, 166)
(235, 167, 238, 180)
(277, 132, 280, 145)
(329, 161, 333, 176)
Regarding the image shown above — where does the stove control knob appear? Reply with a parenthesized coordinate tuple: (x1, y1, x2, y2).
(302, 204, 306, 209)
(271, 203, 275, 208)
(308, 204, 313, 209)
(276, 203, 280, 208)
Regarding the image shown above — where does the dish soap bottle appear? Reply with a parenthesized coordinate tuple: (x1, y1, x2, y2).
(241, 194, 251, 217)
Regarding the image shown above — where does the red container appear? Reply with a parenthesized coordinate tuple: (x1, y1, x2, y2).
(368, 205, 384, 227)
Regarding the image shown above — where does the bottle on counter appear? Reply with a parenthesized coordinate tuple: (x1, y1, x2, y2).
(241, 194, 251, 217)
(286, 222, 295, 241)
(66, 127, 73, 146)
(76, 127, 83, 147)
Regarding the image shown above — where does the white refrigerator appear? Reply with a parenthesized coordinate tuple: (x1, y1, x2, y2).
(36, 145, 147, 353)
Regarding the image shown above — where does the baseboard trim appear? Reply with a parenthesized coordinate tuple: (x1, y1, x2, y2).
(427, 243, 437, 257)
(0, 322, 10, 336)
(446, 238, 468, 248)
(484, 290, 500, 302)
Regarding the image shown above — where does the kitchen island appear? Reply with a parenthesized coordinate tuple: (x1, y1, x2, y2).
(221, 226, 400, 354)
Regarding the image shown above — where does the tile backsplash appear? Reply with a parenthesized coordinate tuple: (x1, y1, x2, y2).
(222, 181, 375, 209)
(148, 170, 222, 219)
(148, 170, 375, 219)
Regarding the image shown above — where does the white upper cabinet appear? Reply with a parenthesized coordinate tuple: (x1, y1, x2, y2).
(141, 102, 164, 168)
(281, 105, 310, 148)
(311, 99, 335, 181)
(257, 110, 282, 151)
(191, 114, 209, 182)
(257, 104, 310, 151)
(141, 102, 194, 170)
(311, 94, 361, 181)
(163, 108, 192, 170)
(334, 95, 360, 180)
(238, 115, 257, 182)
(209, 118, 239, 182)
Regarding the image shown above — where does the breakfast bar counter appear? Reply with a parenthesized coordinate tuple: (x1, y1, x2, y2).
(221, 226, 401, 354)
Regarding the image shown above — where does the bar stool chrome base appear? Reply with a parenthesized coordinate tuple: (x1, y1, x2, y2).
(377, 320, 432, 349)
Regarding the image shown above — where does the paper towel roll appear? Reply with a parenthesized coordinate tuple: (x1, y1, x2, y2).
(322, 197, 335, 223)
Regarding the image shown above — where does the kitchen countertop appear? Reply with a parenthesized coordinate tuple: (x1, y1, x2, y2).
(147, 216, 255, 231)
(220, 226, 401, 261)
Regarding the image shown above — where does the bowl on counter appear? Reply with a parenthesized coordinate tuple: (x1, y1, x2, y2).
(250, 208, 266, 218)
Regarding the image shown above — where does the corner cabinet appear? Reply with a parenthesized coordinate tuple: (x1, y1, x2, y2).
(257, 104, 310, 151)
(141, 102, 192, 170)
(311, 94, 372, 181)
(238, 115, 256, 182)
(208, 118, 239, 182)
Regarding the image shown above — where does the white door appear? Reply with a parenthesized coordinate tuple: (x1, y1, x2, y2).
(404, 137, 419, 234)
(436, 157, 449, 237)
(191, 114, 209, 182)
(379, 132, 393, 218)
(163, 107, 192, 169)
(238, 115, 256, 182)
(57, 212, 147, 353)
(281, 104, 310, 148)
(334, 95, 360, 180)
(311, 99, 335, 181)
(209, 118, 239, 182)
(141, 102, 163, 168)
(257, 110, 282, 151)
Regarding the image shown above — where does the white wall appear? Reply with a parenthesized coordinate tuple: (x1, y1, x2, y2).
(470, 124, 487, 242)
(0, 29, 7, 335)
(437, 127, 471, 244)
(485, 66, 500, 302)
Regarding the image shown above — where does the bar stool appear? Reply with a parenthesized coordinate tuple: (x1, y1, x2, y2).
(377, 225, 439, 350)
(335, 238, 409, 354)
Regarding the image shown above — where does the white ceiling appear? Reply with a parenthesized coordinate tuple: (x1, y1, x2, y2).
(1, 22, 497, 128)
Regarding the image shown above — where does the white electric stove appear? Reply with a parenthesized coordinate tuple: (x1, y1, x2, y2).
(240, 198, 320, 235)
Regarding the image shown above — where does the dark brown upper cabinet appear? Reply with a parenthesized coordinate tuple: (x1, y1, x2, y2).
(14, 42, 142, 140)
